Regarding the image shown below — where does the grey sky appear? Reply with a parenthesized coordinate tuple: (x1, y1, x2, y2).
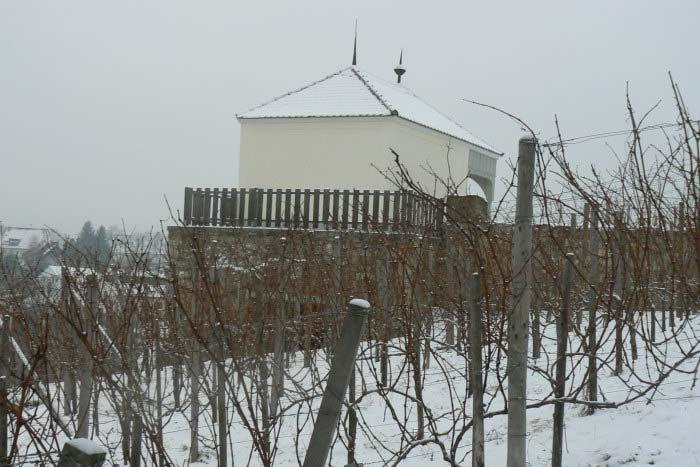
(1, 1, 697, 234)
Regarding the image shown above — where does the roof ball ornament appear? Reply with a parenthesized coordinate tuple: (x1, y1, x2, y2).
(394, 49, 406, 83)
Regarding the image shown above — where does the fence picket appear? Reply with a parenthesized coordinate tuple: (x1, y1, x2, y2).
(332, 190, 340, 229)
(392, 191, 401, 231)
(275, 189, 283, 228)
(184, 188, 193, 225)
(238, 189, 247, 226)
(294, 189, 302, 228)
(303, 189, 311, 229)
(312, 189, 320, 229)
(362, 190, 370, 230)
(219, 188, 228, 226)
(181, 186, 442, 232)
(341, 190, 350, 230)
(321, 189, 330, 229)
(351, 190, 360, 230)
(283, 189, 291, 227)
(231, 189, 238, 227)
(212, 188, 220, 226)
(194, 188, 203, 225)
(204, 188, 212, 226)
(371, 190, 380, 228)
(266, 189, 273, 227)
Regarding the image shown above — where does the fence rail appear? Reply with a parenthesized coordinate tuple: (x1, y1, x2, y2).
(182, 187, 444, 232)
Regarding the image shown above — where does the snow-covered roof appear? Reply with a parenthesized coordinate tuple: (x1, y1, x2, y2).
(237, 66, 499, 156)
(0, 226, 58, 251)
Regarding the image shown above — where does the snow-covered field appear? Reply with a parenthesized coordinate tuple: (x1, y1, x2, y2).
(12, 315, 700, 466)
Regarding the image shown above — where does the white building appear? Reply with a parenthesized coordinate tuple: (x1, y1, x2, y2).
(0, 225, 60, 257)
(237, 65, 500, 205)
(0, 225, 62, 273)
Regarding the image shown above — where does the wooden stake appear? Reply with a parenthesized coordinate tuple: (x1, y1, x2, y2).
(217, 323, 228, 467)
(469, 273, 484, 467)
(347, 366, 357, 465)
(586, 209, 601, 411)
(552, 253, 574, 467)
(155, 320, 164, 467)
(271, 238, 287, 416)
(612, 212, 625, 375)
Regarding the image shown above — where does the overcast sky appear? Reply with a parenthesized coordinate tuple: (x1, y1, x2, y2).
(1, 1, 697, 235)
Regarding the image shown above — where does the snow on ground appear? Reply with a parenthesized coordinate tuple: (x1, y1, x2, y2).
(12, 315, 700, 466)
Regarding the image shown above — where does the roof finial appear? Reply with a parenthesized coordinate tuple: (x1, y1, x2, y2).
(394, 49, 406, 83)
(352, 20, 358, 66)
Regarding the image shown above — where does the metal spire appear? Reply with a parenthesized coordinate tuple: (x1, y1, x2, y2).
(394, 49, 406, 83)
(352, 20, 357, 66)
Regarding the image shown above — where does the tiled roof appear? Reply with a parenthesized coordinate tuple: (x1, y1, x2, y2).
(237, 66, 499, 156)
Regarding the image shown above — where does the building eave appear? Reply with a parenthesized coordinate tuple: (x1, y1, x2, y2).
(392, 115, 502, 158)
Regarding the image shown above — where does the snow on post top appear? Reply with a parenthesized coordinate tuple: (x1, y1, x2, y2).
(65, 438, 106, 455)
(349, 298, 371, 310)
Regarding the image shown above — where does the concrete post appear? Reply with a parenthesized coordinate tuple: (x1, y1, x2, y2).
(57, 438, 106, 467)
(129, 321, 142, 467)
(271, 238, 287, 417)
(302, 299, 370, 467)
(0, 315, 9, 466)
(469, 273, 484, 467)
(155, 320, 164, 467)
(189, 253, 201, 463)
(216, 325, 228, 467)
(189, 345, 201, 464)
(77, 276, 98, 439)
(507, 136, 536, 467)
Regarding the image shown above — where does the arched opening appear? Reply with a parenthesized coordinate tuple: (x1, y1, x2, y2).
(465, 178, 487, 199)
(466, 174, 494, 209)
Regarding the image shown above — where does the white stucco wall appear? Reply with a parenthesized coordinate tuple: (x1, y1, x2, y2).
(238, 116, 495, 200)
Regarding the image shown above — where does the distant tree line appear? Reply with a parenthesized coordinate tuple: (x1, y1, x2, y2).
(63, 221, 112, 269)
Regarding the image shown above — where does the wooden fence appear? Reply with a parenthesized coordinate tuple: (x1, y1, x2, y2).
(182, 187, 444, 232)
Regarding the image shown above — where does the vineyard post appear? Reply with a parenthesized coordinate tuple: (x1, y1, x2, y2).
(531, 265, 542, 360)
(271, 237, 287, 417)
(613, 212, 624, 375)
(189, 255, 201, 463)
(422, 246, 434, 371)
(77, 275, 98, 439)
(580, 205, 591, 328)
(469, 273, 484, 467)
(347, 366, 357, 465)
(445, 240, 456, 347)
(552, 253, 574, 467)
(61, 273, 76, 416)
(172, 299, 182, 409)
(412, 245, 425, 440)
(376, 243, 390, 387)
(129, 317, 143, 467)
(506, 135, 536, 467)
(569, 214, 580, 328)
(216, 322, 228, 467)
(302, 299, 370, 467)
(0, 315, 9, 465)
(587, 208, 601, 411)
(155, 320, 164, 467)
